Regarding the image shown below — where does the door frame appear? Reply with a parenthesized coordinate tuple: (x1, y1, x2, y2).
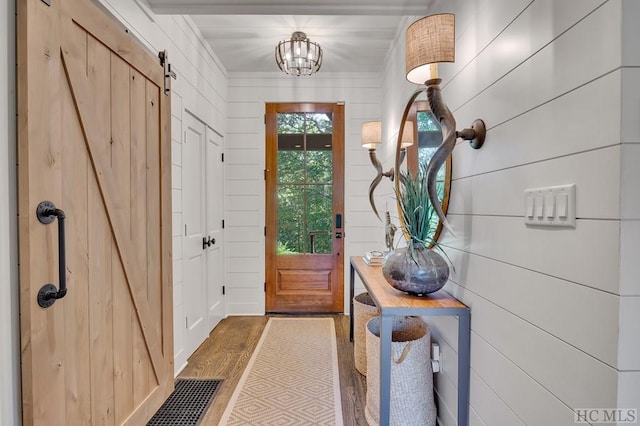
(264, 102, 345, 313)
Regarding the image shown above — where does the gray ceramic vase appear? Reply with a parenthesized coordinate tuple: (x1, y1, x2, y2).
(382, 242, 449, 296)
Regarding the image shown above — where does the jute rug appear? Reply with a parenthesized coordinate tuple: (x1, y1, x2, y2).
(219, 317, 344, 425)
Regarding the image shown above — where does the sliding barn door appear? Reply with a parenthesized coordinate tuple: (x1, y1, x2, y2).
(17, 0, 173, 424)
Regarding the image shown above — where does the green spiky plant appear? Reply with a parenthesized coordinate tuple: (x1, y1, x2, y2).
(396, 165, 452, 267)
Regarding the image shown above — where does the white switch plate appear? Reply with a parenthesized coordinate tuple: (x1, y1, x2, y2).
(524, 184, 576, 227)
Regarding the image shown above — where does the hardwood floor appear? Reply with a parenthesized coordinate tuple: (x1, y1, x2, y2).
(178, 315, 367, 425)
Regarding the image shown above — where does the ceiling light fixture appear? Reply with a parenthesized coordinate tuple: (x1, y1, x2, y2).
(275, 31, 323, 76)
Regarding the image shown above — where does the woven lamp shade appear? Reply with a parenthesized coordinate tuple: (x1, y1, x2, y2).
(400, 121, 414, 148)
(406, 13, 455, 84)
(361, 121, 382, 149)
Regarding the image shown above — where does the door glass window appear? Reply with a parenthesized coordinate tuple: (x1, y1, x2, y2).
(277, 113, 333, 254)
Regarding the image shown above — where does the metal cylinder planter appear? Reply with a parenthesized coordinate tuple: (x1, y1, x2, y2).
(365, 316, 436, 426)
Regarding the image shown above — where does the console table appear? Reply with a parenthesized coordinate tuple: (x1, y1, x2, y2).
(349, 256, 470, 426)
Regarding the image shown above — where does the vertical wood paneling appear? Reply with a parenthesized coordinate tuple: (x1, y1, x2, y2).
(17, 0, 66, 422)
(87, 36, 115, 425)
(62, 25, 91, 426)
(159, 54, 175, 389)
(146, 79, 162, 386)
(111, 53, 134, 423)
(130, 68, 152, 404)
(94, 0, 227, 374)
(17, 0, 173, 422)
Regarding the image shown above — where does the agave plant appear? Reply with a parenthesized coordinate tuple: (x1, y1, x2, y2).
(396, 166, 437, 247)
(395, 165, 451, 267)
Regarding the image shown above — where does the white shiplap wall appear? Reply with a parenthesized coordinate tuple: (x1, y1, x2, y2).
(0, 0, 20, 423)
(225, 72, 385, 314)
(380, 0, 640, 424)
(618, 0, 640, 413)
(76, 0, 229, 375)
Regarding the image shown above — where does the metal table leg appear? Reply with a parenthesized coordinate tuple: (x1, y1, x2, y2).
(349, 263, 355, 342)
(458, 310, 471, 426)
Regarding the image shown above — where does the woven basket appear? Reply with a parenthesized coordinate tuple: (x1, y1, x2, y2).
(354, 292, 378, 375)
(365, 316, 436, 426)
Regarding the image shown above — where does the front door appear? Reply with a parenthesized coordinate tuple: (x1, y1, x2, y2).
(265, 103, 345, 313)
(17, 0, 173, 424)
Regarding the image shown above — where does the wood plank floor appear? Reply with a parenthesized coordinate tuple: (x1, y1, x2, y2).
(178, 315, 368, 425)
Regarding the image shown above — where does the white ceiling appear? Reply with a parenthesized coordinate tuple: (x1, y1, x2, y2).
(145, 0, 438, 73)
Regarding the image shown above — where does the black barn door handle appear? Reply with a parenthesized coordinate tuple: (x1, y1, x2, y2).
(36, 201, 67, 308)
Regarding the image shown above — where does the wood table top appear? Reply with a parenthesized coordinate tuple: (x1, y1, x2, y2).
(351, 256, 467, 311)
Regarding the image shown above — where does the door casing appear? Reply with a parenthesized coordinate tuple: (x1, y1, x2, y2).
(265, 102, 345, 313)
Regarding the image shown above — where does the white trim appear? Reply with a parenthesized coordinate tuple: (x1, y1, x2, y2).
(0, 0, 20, 423)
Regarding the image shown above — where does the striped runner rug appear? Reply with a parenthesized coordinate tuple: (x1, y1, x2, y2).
(220, 317, 344, 425)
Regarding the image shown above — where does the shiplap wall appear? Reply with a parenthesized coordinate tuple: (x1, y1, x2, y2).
(88, 0, 228, 375)
(0, 0, 20, 423)
(380, 0, 640, 424)
(225, 72, 385, 314)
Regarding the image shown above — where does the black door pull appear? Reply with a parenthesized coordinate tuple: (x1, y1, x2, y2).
(36, 201, 67, 308)
(203, 236, 216, 249)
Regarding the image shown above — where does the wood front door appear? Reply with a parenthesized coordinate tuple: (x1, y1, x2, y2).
(265, 103, 344, 313)
(17, 0, 173, 424)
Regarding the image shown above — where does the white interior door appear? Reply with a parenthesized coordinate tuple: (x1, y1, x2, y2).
(182, 113, 208, 356)
(206, 128, 225, 330)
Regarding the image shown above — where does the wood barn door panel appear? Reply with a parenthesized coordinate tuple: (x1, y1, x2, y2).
(18, 0, 173, 423)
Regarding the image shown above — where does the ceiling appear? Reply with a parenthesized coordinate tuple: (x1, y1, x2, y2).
(145, 0, 438, 73)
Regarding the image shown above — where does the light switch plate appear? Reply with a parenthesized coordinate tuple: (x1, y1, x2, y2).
(524, 184, 576, 227)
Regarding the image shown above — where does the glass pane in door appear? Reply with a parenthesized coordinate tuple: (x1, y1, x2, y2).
(276, 112, 333, 254)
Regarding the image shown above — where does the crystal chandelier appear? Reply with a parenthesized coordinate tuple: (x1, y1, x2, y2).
(275, 31, 323, 76)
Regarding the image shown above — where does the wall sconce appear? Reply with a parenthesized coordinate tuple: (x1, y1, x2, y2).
(402, 13, 486, 234)
(362, 121, 413, 220)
